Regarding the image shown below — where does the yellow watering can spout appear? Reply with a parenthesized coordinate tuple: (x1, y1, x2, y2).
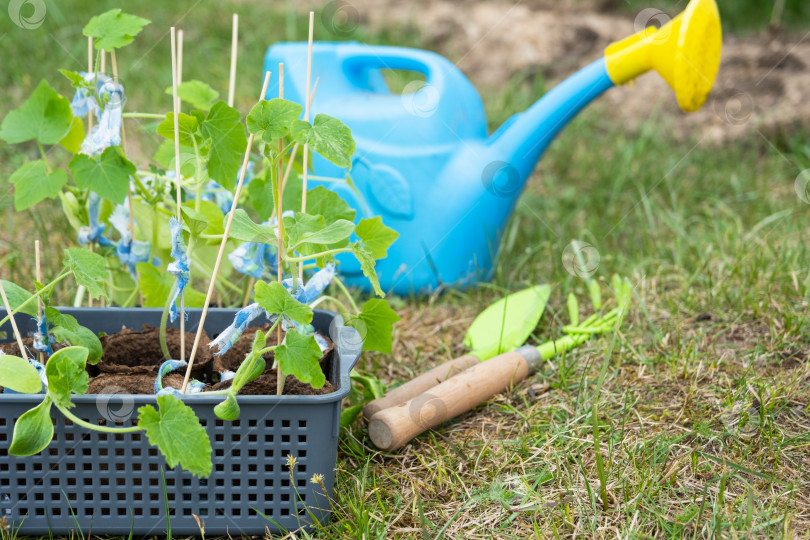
(604, 0, 722, 112)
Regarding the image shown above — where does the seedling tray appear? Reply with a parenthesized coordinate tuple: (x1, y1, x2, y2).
(0, 307, 362, 535)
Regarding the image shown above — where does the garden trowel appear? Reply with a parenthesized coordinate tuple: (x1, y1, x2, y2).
(366, 278, 632, 451)
(363, 285, 551, 418)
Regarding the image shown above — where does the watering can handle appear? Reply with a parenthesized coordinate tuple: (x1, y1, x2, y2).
(341, 46, 449, 95)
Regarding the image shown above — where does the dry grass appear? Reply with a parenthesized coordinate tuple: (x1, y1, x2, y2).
(332, 285, 810, 538)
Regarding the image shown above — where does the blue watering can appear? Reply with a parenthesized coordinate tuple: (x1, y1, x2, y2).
(263, 0, 721, 294)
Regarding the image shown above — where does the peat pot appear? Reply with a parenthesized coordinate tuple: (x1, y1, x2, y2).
(0, 307, 363, 535)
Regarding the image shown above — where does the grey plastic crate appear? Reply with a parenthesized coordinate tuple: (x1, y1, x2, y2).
(0, 307, 362, 535)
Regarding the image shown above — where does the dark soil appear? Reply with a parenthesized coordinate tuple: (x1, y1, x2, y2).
(211, 324, 279, 373)
(0, 336, 64, 357)
(2, 324, 335, 397)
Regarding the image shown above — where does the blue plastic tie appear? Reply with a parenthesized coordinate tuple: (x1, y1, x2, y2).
(154, 359, 204, 395)
(77, 192, 115, 248)
(228, 242, 268, 280)
(229, 211, 286, 280)
(189, 161, 254, 215)
(32, 315, 54, 357)
(69, 72, 101, 119)
(282, 263, 336, 305)
(167, 217, 190, 322)
(108, 203, 157, 281)
(208, 302, 266, 356)
(80, 75, 124, 157)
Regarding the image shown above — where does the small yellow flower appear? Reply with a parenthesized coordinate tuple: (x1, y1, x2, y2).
(310, 473, 325, 488)
(286, 453, 297, 470)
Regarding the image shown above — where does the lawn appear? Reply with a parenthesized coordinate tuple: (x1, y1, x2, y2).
(1, 0, 810, 538)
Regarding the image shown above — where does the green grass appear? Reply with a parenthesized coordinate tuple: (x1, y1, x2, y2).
(2, 0, 810, 538)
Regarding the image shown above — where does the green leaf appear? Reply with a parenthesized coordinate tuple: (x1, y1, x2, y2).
(136, 263, 207, 308)
(164, 80, 219, 110)
(291, 114, 355, 169)
(283, 213, 325, 248)
(154, 140, 198, 178)
(227, 330, 268, 396)
(45, 308, 80, 332)
(588, 280, 602, 311)
(276, 329, 325, 388)
(347, 299, 399, 354)
(227, 209, 277, 243)
(59, 69, 93, 90)
(0, 280, 37, 317)
(213, 393, 240, 421)
(247, 99, 303, 141)
(83, 9, 150, 51)
(69, 147, 137, 204)
(9, 397, 53, 456)
(305, 186, 356, 223)
(352, 373, 387, 400)
(0, 80, 73, 145)
(189, 200, 224, 236)
(52, 325, 102, 365)
(567, 293, 579, 327)
(157, 112, 202, 148)
(45, 346, 90, 410)
(340, 404, 363, 428)
(9, 160, 68, 211)
(0, 356, 43, 394)
(351, 242, 384, 297)
(180, 206, 209, 236)
(248, 176, 276, 221)
(355, 217, 398, 259)
(254, 281, 312, 324)
(202, 101, 247, 190)
(291, 219, 354, 249)
(59, 116, 85, 154)
(63, 247, 108, 300)
(137, 263, 170, 307)
(138, 395, 212, 477)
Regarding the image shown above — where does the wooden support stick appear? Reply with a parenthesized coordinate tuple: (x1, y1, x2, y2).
(276, 63, 286, 395)
(180, 71, 272, 394)
(100, 49, 106, 74)
(228, 14, 239, 107)
(35, 241, 44, 364)
(178, 30, 184, 86)
(298, 11, 315, 283)
(277, 78, 319, 198)
(0, 281, 27, 359)
(171, 27, 186, 362)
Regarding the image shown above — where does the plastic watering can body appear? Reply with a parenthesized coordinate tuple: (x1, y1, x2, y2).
(263, 0, 722, 294)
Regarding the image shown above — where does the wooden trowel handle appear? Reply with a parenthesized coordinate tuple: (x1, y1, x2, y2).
(363, 354, 480, 419)
(368, 347, 540, 451)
